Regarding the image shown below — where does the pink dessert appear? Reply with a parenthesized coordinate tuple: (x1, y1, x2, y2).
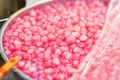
(2, 0, 109, 80)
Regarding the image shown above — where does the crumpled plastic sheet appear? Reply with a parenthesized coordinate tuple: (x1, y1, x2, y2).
(68, 0, 120, 79)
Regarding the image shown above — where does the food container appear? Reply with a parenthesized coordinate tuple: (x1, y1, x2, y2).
(0, 0, 111, 80)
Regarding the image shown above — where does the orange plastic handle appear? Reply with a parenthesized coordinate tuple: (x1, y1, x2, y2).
(0, 57, 19, 78)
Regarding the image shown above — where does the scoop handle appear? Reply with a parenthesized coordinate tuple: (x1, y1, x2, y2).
(0, 57, 19, 78)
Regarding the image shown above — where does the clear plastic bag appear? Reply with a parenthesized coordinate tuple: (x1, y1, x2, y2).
(68, 0, 120, 79)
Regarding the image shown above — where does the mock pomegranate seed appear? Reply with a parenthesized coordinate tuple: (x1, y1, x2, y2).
(87, 21, 94, 27)
(73, 47, 81, 53)
(66, 35, 76, 45)
(5, 50, 11, 55)
(52, 57, 60, 65)
(63, 52, 72, 60)
(24, 61, 31, 69)
(2, 0, 108, 80)
(48, 33, 56, 41)
(29, 67, 37, 72)
(80, 28, 87, 35)
(74, 25, 81, 32)
(13, 40, 22, 48)
(17, 61, 25, 68)
(41, 36, 48, 42)
(44, 54, 51, 61)
(13, 31, 19, 36)
(45, 75, 53, 80)
(71, 32, 80, 39)
(54, 73, 65, 80)
(27, 49, 34, 53)
(55, 49, 62, 55)
(72, 60, 79, 68)
(80, 35, 88, 41)
(44, 68, 53, 74)
(67, 67, 78, 73)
